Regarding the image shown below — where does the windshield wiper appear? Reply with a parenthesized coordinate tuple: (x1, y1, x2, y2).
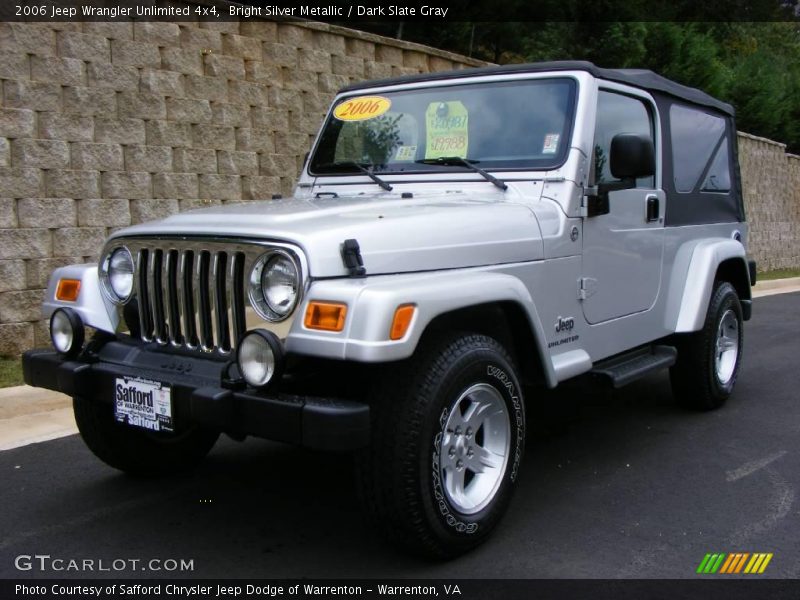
(318, 161, 393, 191)
(415, 157, 507, 191)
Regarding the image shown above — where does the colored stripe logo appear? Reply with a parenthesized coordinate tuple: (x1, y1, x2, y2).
(696, 552, 773, 574)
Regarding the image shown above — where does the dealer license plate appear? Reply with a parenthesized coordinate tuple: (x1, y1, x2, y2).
(114, 376, 174, 433)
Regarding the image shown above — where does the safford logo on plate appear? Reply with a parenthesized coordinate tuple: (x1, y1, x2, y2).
(333, 96, 391, 121)
(114, 376, 173, 432)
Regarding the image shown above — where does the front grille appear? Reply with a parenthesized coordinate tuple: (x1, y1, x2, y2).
(108, 238, 305, 354)
(136, 247, 246, 353)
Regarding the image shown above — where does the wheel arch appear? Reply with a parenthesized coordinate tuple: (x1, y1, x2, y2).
(715, 257, 752, 302)
(666, 238, 751, 333)
(423, 301, 551, 388)
(288, 270, 558, 387)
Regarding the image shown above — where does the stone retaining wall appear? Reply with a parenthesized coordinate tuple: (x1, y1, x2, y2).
(737, 131, 800, 273)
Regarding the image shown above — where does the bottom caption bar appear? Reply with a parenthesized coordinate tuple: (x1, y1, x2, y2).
(4, 579, 800, 600)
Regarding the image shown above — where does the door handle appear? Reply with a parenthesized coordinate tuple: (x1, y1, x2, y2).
(645, 195, 660, 222)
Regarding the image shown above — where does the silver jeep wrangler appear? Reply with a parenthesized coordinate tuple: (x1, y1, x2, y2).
(23, 61, 755, 558)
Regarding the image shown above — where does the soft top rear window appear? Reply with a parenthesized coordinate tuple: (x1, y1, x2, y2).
(670, 104, 730, 193)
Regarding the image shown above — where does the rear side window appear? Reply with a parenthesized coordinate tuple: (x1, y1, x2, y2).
(700, 138, 731, 192)
(670, 105, 731, 193)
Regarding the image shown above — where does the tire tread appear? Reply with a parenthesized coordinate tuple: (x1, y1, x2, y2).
(670, 281, 743, 410)
(355, 331, 521, 558)
(73, 395, 218, 476)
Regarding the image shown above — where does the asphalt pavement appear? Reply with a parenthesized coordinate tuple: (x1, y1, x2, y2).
(1, 292, 799, 579)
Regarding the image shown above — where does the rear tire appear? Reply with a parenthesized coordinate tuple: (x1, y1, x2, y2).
(670, 281, 744, 410)
(355, 332, 526, 558)
(73, 396, 219, 476)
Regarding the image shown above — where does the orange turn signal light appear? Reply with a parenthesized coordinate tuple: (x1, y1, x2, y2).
(55, 279, 81, 302)
(304, 301, 347, 332)
(390, 304, 416, 340)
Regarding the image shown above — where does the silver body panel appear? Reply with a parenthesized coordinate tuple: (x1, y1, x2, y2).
(41, 69, 751, 387)
(43, 264, 119, 332)
(109, 190, 545, 278)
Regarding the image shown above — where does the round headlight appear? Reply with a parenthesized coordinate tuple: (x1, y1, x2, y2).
(103, 247, 134, 302)
(262, 254, 299, 318)
(249, 250, 302, 322)
(50, 308, 84, 358)
(236, 329, 285, 388)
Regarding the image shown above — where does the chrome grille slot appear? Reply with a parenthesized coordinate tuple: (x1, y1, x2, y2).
(179, 250, 197, 348)
(165, 249, 181, 345)
(196, 251, 213, 350)
(137, 249, 153, 340)
(150, 249, 166, 342)
(122, 239, 304, 355)
(212, 252, 231, 353)
(231, 252, 246, 348)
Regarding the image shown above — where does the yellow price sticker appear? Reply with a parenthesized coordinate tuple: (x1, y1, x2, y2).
(333, 96, 392, 121)
(425, 101, 469, 159)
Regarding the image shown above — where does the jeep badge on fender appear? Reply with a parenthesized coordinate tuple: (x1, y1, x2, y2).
(23, 61, 754, 559)
(555, 317, 575, 333)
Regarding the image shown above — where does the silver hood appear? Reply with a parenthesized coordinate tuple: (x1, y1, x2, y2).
(110, 193, 545, 277)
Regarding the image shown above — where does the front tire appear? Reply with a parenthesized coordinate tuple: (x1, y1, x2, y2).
(670, 281, 744, 410)
(73, 396, 219, 476)
(355, 332, 526, 558)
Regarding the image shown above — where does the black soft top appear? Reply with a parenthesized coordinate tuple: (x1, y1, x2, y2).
(340, 60, 734, 116)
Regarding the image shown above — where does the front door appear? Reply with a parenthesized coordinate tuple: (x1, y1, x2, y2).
(582, 89, 665, 324)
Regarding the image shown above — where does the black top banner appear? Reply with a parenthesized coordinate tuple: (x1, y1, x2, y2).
(1, 0, 799, 22)
(4, 579, 800, 600)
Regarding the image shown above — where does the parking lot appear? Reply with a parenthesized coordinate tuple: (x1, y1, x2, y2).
(1, 292, 798, 579)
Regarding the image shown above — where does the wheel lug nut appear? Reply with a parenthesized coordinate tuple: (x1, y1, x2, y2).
(454, 426, 462, 436)
(467, 448, 474, 457)
(456, 460, 464, 470)
(466, 427, 473, 438)
(448, 447, 455, 458)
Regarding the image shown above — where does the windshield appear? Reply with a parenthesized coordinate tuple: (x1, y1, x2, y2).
(309, 78, 577, 175)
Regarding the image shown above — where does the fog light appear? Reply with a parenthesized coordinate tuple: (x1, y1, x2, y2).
(50, 308, 84, 358)
(236, 329, 285, 388)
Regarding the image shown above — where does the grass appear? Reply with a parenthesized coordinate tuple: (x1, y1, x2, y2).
(0, 357, 24, 388)
(758, 268, 800, 281)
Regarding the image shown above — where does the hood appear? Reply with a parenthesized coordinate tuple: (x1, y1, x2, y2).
(110, 193, 545, 277)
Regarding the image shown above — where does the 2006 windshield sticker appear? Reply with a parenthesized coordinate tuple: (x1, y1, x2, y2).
(426, 101, 469, 159)
(333, 96, 391, 121)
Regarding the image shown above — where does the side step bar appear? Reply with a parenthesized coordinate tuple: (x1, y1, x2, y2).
(591, 345, 677, 388)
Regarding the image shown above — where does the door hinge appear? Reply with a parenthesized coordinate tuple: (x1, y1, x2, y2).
(579, 186, 597, 218)
(581, 185, 610, 217)
(578, 277, 597, 301)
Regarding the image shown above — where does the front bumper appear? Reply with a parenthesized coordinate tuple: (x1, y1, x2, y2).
(22, 341, 370, 451)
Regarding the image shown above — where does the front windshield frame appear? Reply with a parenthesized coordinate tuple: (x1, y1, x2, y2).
(308, 76, 578, 177)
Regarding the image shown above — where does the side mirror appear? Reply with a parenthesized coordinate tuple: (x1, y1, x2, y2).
(610, 133, 655, 179)
(586, 133, 655, 217)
